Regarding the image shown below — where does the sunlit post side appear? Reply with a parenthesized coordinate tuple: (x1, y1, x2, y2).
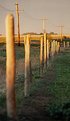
(63, 41, 66, 48)
(52, 40, 54, 56)
(47, 39, 50, 61)
(51, 40, 54, 57)
(57, 42, 60, 53)
(40, 36, 44, 73)
(44, 33, 47, 68)
(49, 41, 51, 58)
(6, 14, 16, 120)
(67, 42, 69, 47)
(55, 41, 58, 54)
(24, 34, 31, 97)
(53, 40, 56, 55)
(52, 40, 55, 56)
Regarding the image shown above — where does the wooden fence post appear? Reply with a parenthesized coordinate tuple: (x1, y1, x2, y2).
(63, 41, 66, 48)
(6, 14, 16, 120)
(51, 40, 54, 57)
(47, 39, 49, 64)
(40, 37, 44, 73)
(44, 33, 47, 68)
(49, 41, 51, 58)
(24, 34, 31, 97)
(53, 40, 56, 55)
(57, 42, 60, 53)
(67, 42, 69, 47)
(55, 41, 59, 54)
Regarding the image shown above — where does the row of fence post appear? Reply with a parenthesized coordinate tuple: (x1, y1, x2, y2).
(5, 14, 69, 120)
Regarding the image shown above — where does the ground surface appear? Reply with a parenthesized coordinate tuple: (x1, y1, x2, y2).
(0, 43, 70, 121)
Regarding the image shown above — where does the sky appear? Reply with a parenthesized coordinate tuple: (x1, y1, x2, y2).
(0, 0, 70, 34)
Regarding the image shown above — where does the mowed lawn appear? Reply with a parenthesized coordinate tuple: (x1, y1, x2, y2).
(0, 43, 70, 121)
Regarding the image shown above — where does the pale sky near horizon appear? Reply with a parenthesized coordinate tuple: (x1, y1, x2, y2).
(0, 0, 70, 34)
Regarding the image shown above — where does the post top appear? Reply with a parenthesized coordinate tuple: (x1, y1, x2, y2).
(6, 14, 14, 21)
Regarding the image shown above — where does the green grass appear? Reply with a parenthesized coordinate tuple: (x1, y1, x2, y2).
(15, 44, 25, 60)
(0, 95, 6, 108)
(15, 44, 40, 60)
(0, 44, 6, 57)
(47, 49, 70, 119)
(0, 50, 6, 57)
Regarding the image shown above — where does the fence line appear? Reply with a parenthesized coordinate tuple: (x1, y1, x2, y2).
(4, 13, 69, 119)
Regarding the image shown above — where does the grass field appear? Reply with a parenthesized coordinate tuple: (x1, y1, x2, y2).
(0, 43, 70, 121)
(46, 47, 70, 120)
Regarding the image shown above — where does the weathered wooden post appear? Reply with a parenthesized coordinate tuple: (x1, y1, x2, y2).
(57, 42, 60, 53)
(63, 41, 66, 48)
(6, 14, 16, 120)
(51, 40, 53, 57)
(53, 40, 56, 55)
(67, 42, 69, 47)
(69, 42, 70, 47)
(44, 33, 47, 68)
(24, 34, 31, 97)
(51, 40, 55, 57)
(55, 41, 58, 54)
(49, 41, 51, 58)
(40, 36, 44, 73)
(47, 39, 49, 61)
(16, 2, 20, 46)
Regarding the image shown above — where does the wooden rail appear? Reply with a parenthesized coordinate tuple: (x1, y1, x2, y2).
(0, 34, 70, 43)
